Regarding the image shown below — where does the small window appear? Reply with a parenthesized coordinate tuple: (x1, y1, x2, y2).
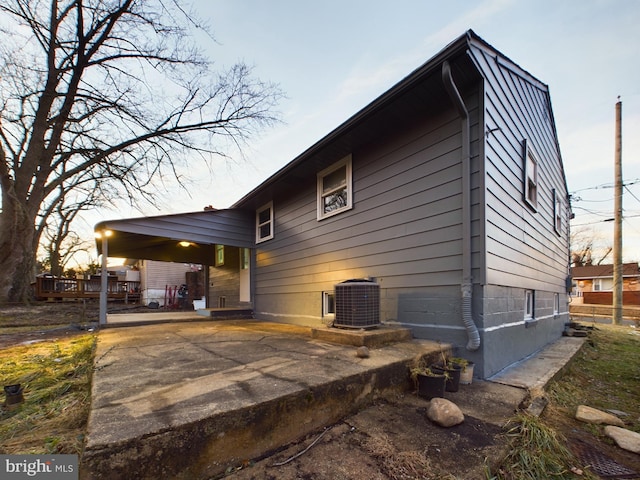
(524, 290, 535, 319)
(523, 139, 538, 210)
(322, 291, 335, 317)
(553, 189, 562, 235)
(215, 244, 224, 266)
(553, 293, 560, 315)
(256, 201, 274, 243)
(317, 155, 353, 220)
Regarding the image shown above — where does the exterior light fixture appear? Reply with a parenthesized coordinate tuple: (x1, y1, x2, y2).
(178, 241, 192, 247)
(95, 229, 113, 239)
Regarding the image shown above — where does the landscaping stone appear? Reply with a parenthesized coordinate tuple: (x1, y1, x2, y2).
(604, 426, 640, 454)
(356, 346, 370, 358)
(426, 398, 464, 427)
(575, 405, 625, 427)
(526, 395, 548, 417)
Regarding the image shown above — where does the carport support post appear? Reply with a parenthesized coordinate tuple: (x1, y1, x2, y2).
(99, 234, 109, 326)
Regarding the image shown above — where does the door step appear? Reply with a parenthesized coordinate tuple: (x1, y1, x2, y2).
(196, 307, 254, 320)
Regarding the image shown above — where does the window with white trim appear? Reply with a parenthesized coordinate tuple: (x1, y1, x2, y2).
(523, 139, 538, 210)
(553, 293, 560, 315)
(322, 291, 335, 317)
(317, 155, 353, 220)
(553, 189, 562, 235)
(593, 278, 613, 292)
(256, 201, 274, 243)
(525, 290, 535, 320)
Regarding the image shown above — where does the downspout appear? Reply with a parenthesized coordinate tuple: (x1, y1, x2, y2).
(442, 60, 481, 351)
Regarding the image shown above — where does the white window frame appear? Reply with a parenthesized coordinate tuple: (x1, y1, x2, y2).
(523, 139, 538, 210)
(524, 290, 535, 320)
(592, 278, 613, 292)
(553, 189, 562, 235)
(553, 293, 560, 315)
(256, 201, 274, 243)
(317, 155, 353, 220)
(322, 291, 335, 318)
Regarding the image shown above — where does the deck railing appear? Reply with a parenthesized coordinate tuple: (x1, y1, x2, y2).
(34, 276, 141, 303)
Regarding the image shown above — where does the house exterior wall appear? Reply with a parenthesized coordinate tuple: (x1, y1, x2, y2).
(468, 44, 570, 377)
(208, 246, 244, 307)
(254, 91, 481, 345)
(236, 34, 570, 379)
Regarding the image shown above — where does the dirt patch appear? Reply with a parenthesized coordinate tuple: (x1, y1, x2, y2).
(226, 394, 508, 480)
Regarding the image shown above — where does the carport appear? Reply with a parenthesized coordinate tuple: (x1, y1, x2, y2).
(94, 208, 254, 324)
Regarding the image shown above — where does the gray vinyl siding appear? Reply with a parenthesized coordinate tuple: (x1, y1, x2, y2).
(468, 46, 568, 293)
(254, 93, 481, 335)
(104, 209, 253, 248)
(467, 44, 569, 378)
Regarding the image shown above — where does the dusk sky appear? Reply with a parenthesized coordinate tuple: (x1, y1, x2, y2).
(97, 0, 640, 263)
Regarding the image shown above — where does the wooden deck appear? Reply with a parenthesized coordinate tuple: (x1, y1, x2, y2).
(33, 276, 141, 303)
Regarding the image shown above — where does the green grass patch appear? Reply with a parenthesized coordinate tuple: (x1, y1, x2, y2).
(0, 334, 96, 454)
(548, 325, 640, 434)
(490, 324, 640, 479)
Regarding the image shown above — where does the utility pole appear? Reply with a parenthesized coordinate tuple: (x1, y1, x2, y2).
(613, 98, 623, 325)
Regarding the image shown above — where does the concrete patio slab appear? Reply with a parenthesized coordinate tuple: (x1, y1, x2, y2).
(81, 320, 446, 479)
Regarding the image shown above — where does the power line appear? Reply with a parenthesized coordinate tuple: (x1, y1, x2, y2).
(570, 178, 640, 196)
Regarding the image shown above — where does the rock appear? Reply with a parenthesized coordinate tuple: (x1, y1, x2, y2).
(604, 426, 640, 454)
(356, 346, 370, 358)
(426, 398, 464, 427)
(526, 396, 549, 417)
(575, 405, 625, 427)
(606, 409, 629, 417)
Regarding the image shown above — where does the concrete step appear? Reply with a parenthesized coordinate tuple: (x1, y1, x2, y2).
(311, 324, 413, 347)
(196, 307, 254, 319)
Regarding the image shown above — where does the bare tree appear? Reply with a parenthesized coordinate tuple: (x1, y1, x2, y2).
(39, 183, 98, 276)
(570, 226, 612, 267)
(0, 0, 282, 303)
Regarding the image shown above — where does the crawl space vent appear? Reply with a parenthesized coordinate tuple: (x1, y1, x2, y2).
(334, 279, 380, 329)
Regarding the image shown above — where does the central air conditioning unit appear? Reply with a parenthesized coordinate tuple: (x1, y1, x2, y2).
(334, 279, 380, 329)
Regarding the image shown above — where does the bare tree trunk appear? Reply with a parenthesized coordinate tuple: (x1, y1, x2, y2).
(0, 196, 37, 303)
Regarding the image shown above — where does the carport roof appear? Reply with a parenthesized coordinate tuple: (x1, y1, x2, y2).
(94, 208, 253, 265)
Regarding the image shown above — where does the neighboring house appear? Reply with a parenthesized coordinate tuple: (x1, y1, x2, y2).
(95, 30, 571, 378)
(124, 259, 205, 307)
(571, 263, 640, 305)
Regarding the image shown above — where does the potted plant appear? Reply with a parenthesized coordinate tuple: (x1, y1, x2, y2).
(449, 357, 474, 385)
(410, 361, 447, 399)
(431, 352, 462, 392)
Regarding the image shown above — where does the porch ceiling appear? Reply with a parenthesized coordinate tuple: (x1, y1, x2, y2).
(94, 208, 254, 265)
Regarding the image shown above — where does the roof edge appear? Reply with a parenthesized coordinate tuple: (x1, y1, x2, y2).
(232, 30, 476, 208)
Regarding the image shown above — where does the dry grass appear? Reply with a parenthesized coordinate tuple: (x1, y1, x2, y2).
(490, 413, 598, 480)
(490, 323, 640, 479)
(362, 430, 461, 480)
(548, 324, 640, 431)
(0, 334, 96, 455)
